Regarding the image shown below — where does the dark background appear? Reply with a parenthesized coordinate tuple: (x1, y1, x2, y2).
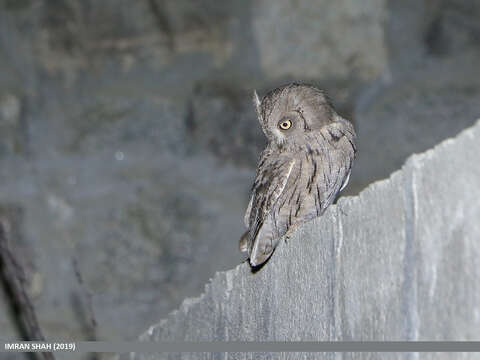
(0, 0, 479, 345)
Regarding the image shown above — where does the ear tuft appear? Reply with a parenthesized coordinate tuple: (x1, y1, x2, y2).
(253, 90, 261, 118)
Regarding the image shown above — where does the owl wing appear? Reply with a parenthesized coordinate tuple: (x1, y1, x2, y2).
(243, 195, 253, 228)
(316, 119, 356, 210)
(246, 151, 296, 266)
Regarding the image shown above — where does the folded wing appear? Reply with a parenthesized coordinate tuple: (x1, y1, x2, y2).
(244, 152, 295, 266)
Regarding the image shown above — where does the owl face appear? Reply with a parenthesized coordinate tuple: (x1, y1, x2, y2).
(254, 84, 334, 148)
(265, 110, 306, 146)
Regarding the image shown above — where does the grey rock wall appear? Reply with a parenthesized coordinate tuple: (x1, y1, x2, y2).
(352, 50, 480, 191)
(252, 0, 387, 81)
(135, 119, 480, 360)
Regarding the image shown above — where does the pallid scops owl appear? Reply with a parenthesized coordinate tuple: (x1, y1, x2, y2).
(240, 83, 356, 268)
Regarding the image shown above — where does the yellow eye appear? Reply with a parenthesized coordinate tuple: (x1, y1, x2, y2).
(278, 119, 292, 130)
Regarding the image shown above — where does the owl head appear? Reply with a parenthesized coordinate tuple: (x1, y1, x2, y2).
(254, 83, 335, 148)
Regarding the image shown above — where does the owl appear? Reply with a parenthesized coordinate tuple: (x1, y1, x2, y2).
(240, 83, 356, 267)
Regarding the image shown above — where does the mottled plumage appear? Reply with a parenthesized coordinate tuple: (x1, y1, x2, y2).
(240, 83, 356, 267)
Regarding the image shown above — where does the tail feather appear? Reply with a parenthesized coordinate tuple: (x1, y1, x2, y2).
(239, 231, 249, 253)
(249, 219, 276, 267)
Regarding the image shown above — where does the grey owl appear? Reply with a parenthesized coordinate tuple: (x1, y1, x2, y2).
(240, 83, 356, 267)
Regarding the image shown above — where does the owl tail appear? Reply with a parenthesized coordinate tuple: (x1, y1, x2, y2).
(249, 219, 276, 267)
(239, 231, 249, 253)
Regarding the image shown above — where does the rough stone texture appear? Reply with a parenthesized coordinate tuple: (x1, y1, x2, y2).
(252, 0, 388, 81)
(349, 0, 480, 193)
(135, 120, 480, 360)
(0, 93, 25, 155)
(352, 50, 480, 192)
(1, 0, 480, 353)
(189, 83, 266, 167)
(0, 151, 251, 341)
